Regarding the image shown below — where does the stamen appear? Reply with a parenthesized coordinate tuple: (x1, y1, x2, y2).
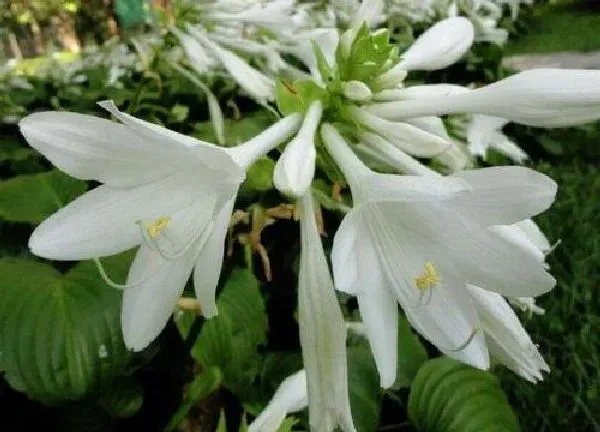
(415, 262, 440, 290)
(145, 216, 171, 239)
(444, 328, 480, 353)
(94, 257, 160, 290)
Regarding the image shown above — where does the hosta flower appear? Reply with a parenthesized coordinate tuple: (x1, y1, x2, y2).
(368, 69, 600, 127)
(20, 101, 301, 350)
(321, 124, 556, 387)
(249, 370, 308, 432)
(297, 192, 356, 432)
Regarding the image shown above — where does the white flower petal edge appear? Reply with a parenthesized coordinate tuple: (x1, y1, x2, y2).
(248, 370, 308, 432)
(274, 101, 323, 197)
(467, 115, 528, 163)
(368, 69, 600, 127)
(467, 285, 550, 382)
(382, 16, 474, 76)
(298, 192, 356, 432)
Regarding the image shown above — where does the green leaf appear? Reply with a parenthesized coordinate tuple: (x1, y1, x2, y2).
(190, 269, 267, 395)
(0, 139, 36, 163)
(0, 253, 134, 405)
(275, 79, 326, 116)
(408, 357, 521, 432)
(0, 170, 87, 224)
(240, 157, 275, 195)
(348, 343, 382, 432)
(166, 367, 222, 431)
(393, 314, 428, 389)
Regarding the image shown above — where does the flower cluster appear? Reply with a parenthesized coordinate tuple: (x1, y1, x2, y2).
(18, 1, 600, 431)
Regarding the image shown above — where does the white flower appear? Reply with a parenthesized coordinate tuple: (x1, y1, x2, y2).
(368, 69, 600, 127)
(467, 285, 550, 382)
(185, 26, 276, 104)
(249, 370, 308, 432)
(467, 115, 528, 163)
(379, 16, 474, 76)
(274, 101, 324, 197)
(297, 192, 356, 432)
(321, 124, 556, 387)
(20, 101, 301, 351)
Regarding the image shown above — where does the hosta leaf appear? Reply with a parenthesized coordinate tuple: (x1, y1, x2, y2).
(408, 357, 520, 432)
(0, 170, 87, 224)
(190, 269, 267, 395)
(348, 343, 382, 432)
(195, 111, 274, 146)
(0, 253, 134, 405)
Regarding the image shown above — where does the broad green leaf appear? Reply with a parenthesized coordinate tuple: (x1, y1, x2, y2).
(166, 367, 222, 431)
(0, 253, 134, 405)
(408, 357, 521, 432)
(0, 170, 87, 224)
(394, 314, 428, 389)
(348, 343, 382, 432)
(191, 269, 267, 395)
(0, 139, 36, 163)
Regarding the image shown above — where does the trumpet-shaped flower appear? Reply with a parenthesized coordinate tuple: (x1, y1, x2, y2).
(249, 370, 308, 432)
(20, 101, 301, 350)
(368, 69, 600, 127)
(297, 192, 356, 432)
(321, 124, 556, 387)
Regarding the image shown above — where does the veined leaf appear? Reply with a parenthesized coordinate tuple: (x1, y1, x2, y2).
(394, 313, 428, 389)
(348, 343, 382, 432)
(0, 170, 87, 224)
(408, 357, 521, 432)
(0, 253, 134, 405)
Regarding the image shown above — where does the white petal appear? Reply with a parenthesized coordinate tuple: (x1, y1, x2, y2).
(489, 225, 545, 262)
(369, 69, 600, 127)
(97, 100, 244, 179)
(514, 219, 551, 252)
(342, 80, 372, 102)
(372, 84, 469, 101)
(188, 27, 275, 103)
(436, 143, 469, 172)
(193, 199, 235, 318)
(249, 370, 308, 432)
(368, 200, 556, 298)
(349, 107, 451, 157)
(350, 0, 384, 29)
(356, 234, 399, 388)
(170, 26, 216, 74)
(121, 244, 197, 351)
(467, 285, 549, 382)
(29, 172, 219, 260)
(359, 131, 439, 176)
(273, 101, 323, 197)
(298, 193, 356, 432)
(404, 283, 489, 369)
(396, 17, 474, 71)
(331, 211, 362, 295)
(19, 112, 183, 187)
(451, 166, 557, 226)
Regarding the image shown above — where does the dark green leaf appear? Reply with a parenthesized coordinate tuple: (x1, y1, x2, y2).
(348, 343, 382, 432)
(0, 253, 134, 405)
(393, 314, 428, 389)
(0, 170, 87, 224)
(408, 357, 521, 432)
(190, 269, 267, 395)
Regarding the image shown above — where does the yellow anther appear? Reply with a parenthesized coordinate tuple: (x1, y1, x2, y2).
(415, 262, 440, 290)
(146, 216, 171, 239)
